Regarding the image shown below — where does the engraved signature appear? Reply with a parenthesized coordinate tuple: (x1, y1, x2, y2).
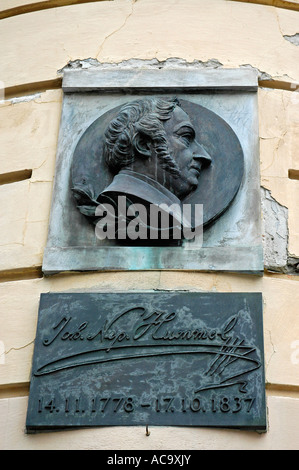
(42, 307, 237, 348)
(35, 306, 261, 393)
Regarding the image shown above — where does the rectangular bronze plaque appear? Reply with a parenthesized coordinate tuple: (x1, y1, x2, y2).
(43, 69, 263, 276)
(26, 292, 267, 432)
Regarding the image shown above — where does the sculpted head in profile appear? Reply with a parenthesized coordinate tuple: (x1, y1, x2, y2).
(72, 97, 213, 242)
(100, 97, 212, 207)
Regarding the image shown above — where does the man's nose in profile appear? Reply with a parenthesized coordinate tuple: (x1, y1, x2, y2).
(192, 142, 212, 168)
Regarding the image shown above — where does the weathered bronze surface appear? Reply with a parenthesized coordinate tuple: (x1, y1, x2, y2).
(43, 69, 262, 274)
(26, 292, 266, 432)
(71, 98, 244, 237)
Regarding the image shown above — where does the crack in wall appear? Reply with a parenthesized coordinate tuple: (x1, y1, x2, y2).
(265, 328, 277, 377)
(96, 0, 138, 60)
(3, 339, 35, 358)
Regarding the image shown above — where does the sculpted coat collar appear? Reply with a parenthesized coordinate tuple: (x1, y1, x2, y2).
(99, 169, 192, 229)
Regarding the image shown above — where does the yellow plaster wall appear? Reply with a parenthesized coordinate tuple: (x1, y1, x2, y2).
(0, 0, 299, 91)
(0, 0, 298, 450)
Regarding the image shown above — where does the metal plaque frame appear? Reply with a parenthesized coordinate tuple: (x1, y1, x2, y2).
(42, 67, 263, 275)
(26, 291, 267, 432)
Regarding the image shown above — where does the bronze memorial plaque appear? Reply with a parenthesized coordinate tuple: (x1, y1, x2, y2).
(26, 292, 267, 432)
(43, 68, 263, 275)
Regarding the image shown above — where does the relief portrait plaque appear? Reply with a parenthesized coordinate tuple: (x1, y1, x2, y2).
(42, 68, 263, 274)
(26, 292, 267, 432)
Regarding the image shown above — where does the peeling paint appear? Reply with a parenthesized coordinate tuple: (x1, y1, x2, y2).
(59, 58, 274, 82)
(240, 64, 273, 81)
(57, 57, 224, 74)
(57, 57, 299, 94)
(6, 93, 41, 104)
(284, 34, 299, 46)
(261, 187, 299, 274)
(261, 187, 288, 272)
(287, 257, 299, 273)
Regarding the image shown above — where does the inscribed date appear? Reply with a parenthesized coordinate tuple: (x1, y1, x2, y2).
(37, 395, 256, 415)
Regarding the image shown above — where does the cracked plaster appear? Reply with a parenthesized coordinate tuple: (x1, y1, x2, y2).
(261, 187, 299, 274)
(1, 0, 299, 89)
(58, 57, 224, 74)
(284, 33, 299, 45)
(261, 187, 288, 271)
(59, 57, 278, 83)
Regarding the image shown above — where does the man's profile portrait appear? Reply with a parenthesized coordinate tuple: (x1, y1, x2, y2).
(44, 68, 260, 275)
(72, 97, 212, 242)
(102, 97, 212, 202)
